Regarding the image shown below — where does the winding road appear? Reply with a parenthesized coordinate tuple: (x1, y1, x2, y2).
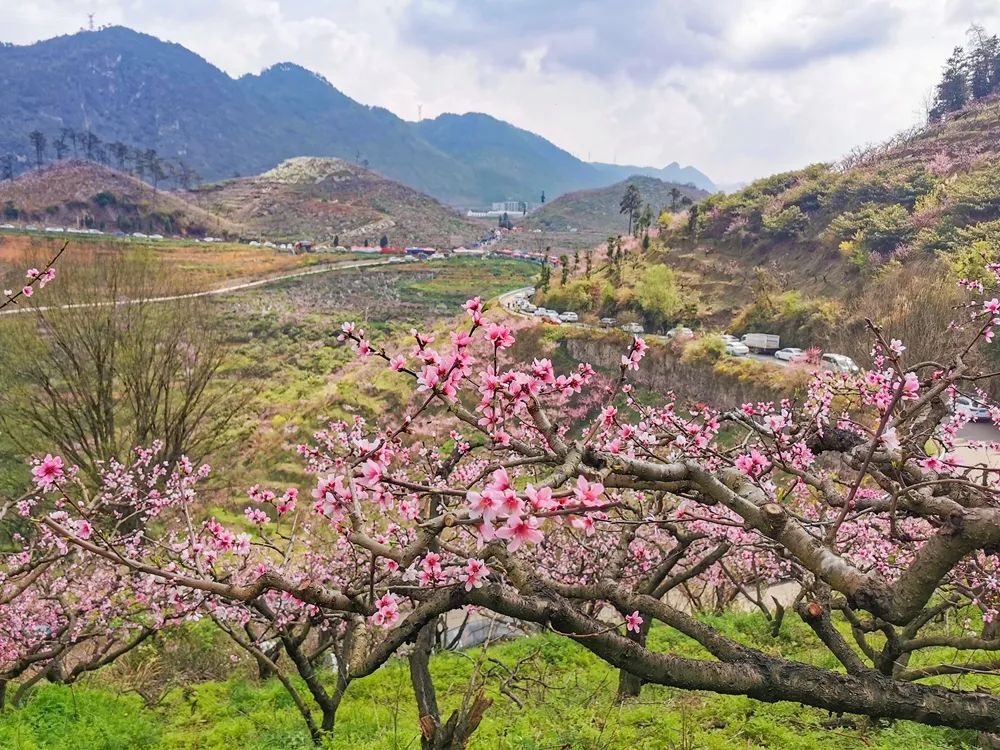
(497, 289, 1000, 449)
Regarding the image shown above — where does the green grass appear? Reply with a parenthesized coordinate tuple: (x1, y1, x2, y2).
(0, 615, 981, 750)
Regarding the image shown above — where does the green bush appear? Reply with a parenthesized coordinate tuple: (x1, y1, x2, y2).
(829, 203, 914, 254)
(762, 206, 808, 239)
(681, 334, 725, 364)
(634, 264, 682, 328)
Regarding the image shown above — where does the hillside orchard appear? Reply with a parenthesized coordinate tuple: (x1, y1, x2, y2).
(6, 245, 1000, 746)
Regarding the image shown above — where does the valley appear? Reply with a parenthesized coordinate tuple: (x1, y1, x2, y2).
(6, 14, 1000, 750)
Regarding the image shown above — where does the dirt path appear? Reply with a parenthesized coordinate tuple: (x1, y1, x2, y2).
(0, 257, 393, 316)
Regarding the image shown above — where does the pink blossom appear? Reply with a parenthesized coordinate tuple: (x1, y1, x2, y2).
(32, 454, 64, 491)
(485, 323, 515, 350)
(625, 610, 643, 633)
(464, 558, 489, 591)
(495, 515, 544, 551)
(573, 476, 604, 506)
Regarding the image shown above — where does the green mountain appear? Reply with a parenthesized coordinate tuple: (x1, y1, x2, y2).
(0, 27, 713, 206)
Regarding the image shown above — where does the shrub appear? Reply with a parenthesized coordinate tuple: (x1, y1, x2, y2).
(93, 191, 117, 207)
(761, 206, 808, 239)
(829, 203, 914, 254)
(634, 265, 682, 329)
(681, 334, 725, 365)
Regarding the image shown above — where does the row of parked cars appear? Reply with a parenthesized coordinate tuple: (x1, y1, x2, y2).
(510, 292, 582, 325)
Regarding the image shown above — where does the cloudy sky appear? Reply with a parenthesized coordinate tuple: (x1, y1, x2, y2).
(5, 0, 1000, 184)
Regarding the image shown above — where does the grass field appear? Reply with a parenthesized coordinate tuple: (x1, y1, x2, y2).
(0, 613, 981, 750)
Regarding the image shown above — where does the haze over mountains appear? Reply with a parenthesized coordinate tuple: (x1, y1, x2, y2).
(0, 26, 714, 207)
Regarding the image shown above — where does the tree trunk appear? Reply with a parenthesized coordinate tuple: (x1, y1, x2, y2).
(617, 619, 651, 701)
(409, 618, 492, 750)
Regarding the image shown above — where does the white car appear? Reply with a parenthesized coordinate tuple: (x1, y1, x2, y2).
(620, 322, 645, 335)
(953, 395, 993, 422)
(533, 308, 549, 318)
(523, 303, 537, 313)
(666, 326, 694, 340)
(720, 334, 740, 345)
(821, 353, 859, 373)
(724, 341, 750, 356)
(0, 224, 15, 229)
(559, 311, 579, 323)
(775, 347, 805, 362)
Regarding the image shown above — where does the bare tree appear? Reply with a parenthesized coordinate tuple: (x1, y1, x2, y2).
(0, 251, 248, 484)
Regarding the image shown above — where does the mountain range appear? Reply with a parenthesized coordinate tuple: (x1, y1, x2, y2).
(0, 27, 714, 207)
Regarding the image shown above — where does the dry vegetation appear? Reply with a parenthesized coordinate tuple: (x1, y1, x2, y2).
(184, 156, 481, 246)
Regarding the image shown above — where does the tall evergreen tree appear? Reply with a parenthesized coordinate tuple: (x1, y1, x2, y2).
(109, 142, 129, 171)
(967, 25, 998, 99)
(28, 130, 46, 168)
(930, 47, 970, 121)
(52, 135, 68, 160)
(669, 187, 681, 211)
(620, 184, 642, 235)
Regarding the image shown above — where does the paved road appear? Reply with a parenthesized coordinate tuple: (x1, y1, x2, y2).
(500, 289, 797, 362)
(957, 422, 1000, 442)
(0, 258, 394, 316)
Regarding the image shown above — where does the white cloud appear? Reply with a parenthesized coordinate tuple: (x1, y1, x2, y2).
(4, 0, 1000, 183)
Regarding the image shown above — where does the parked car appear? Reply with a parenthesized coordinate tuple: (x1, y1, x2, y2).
(821, 353, 860, 373)
(742, 333, 780, 351)
(559, 311, 579, 323)
(724, 341, 750, 357)
(775, 347, 805, 362)
(666, 326, 694, 340)
(952, 395, 993, 422)
(600, 317, 618, 328)
(544, 313, 562, 325)
(533, 308, 549, 317)
(523, 303, 537, 313)
(720, 334, 740, 344)
(620, 322, 645, 334)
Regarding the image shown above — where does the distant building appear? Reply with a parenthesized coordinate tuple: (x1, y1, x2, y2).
(466, 199, 539, 218)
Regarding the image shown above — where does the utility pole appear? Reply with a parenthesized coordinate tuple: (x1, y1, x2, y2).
(88, 12, 95, 30)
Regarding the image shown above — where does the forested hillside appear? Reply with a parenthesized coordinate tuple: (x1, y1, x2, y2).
(0, 27, 712, 206)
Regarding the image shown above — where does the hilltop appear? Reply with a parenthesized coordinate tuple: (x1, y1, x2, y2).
(184, 157, 480, 247)
(522, 175, 707, 237)
(0, 27, 713, 206)
(0, 160, 237, 236)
